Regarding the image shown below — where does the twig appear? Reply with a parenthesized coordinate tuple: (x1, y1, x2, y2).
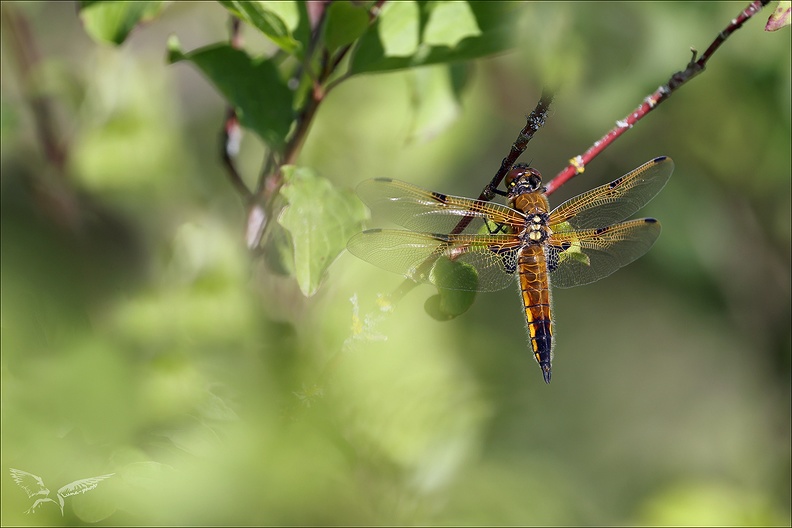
(1, 4, 67, 176)
(544, 0, 771, 196)
(0, 3, 83, 231)
(221, 107, 251, 200)
(219, 16, 252, 202)
(487, 89, 555, 199)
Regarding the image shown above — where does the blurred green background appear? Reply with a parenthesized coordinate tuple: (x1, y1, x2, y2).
(2, 1, 790, 525)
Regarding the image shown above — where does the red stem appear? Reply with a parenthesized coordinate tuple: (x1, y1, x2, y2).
(544, 0, 771, 196)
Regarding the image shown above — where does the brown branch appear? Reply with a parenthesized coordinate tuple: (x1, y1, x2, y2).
(485, 90, 555, 201)
(544, 0, 771, 196)
(220, 16, 252, 202)
(220, 107, 251, 200)
(1, 4, 67, 176)
(0, 4, 86, 232)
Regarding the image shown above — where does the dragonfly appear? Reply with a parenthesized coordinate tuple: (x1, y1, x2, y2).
(347, 156, 673, 383)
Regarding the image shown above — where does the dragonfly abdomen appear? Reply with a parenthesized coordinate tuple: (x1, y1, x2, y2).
(517, 245, 554, 383)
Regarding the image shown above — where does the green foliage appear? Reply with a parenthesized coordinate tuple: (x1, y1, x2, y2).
(349, 2, 521, 75)
(277, 166, 368, 296)
(217, 0, 305, 57)
(325, 2, 370, 53)
(2, 1, 790, 526)
(167, 38, 293, 149)
(79, 1, 167, 45)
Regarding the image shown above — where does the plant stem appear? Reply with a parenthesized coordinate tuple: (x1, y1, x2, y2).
(545, 0, 771, 196)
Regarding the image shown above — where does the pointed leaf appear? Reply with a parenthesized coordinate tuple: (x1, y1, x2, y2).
(79, 1, 167, 45)
(325, 1, 371, 53)
(219, 0, 302, 56)
(277, 167, 368, 296)
(168, 38, 293, 149)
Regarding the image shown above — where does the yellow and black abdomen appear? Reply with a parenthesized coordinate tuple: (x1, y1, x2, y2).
(509, 189, 554, 384)
(516, 245, 554, 383)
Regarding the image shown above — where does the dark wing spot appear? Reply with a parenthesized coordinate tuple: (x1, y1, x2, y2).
(363, 228, 383, 234)
(609, 177, 623, 189)
(644, 218, 658, 224)
(560, 241, 572, 250)
(431, 191, 449, 204)
(595, 227, 609, 235)
(652, 156, 667, 163)
(547, 249, 559, 273)
(373, 177, 393, 182)
(488, 222, 510, 234)
(489, 244, 517, 274)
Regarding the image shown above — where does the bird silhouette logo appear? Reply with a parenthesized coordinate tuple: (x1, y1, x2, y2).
(9, 468, 114, 516)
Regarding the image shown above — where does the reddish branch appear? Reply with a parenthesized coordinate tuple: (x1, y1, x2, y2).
(544, 0, 771, 196)
(220, 17, 252, 201)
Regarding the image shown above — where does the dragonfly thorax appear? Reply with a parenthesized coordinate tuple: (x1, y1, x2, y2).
(525, 213, 550, 243)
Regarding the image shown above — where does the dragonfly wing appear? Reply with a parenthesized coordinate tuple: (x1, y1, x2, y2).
(347, 229, 520, 291)
(356, 178, 526, 234)
(547, 218, 661, 289)
(548, 156, 673, 229)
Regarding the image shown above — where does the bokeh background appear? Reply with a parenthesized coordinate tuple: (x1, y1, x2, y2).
(2, 2, 790, 525)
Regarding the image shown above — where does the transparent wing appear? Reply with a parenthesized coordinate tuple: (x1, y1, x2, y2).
(356, 178, 526, 234)
(549, 156, 673, 229)
(548, 218, 661, 288)
(58, 474, 115, 498)
(347, 229, 521, 291)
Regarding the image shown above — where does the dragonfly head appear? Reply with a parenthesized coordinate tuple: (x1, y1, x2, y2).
(506, 164, 543, 197)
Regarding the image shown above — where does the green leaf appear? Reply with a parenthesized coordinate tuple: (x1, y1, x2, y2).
(349, 1, 521, 75)
(167, 38, 293, 149)
(219, 0, 302, 56)
(277, 167, 368, 297)
(79, 1, 167, 45)
(325, 1, 371, 53)
(422, 0, 481, 48)
(378, 1, 420, 56)
(424, 257, 478, 320)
